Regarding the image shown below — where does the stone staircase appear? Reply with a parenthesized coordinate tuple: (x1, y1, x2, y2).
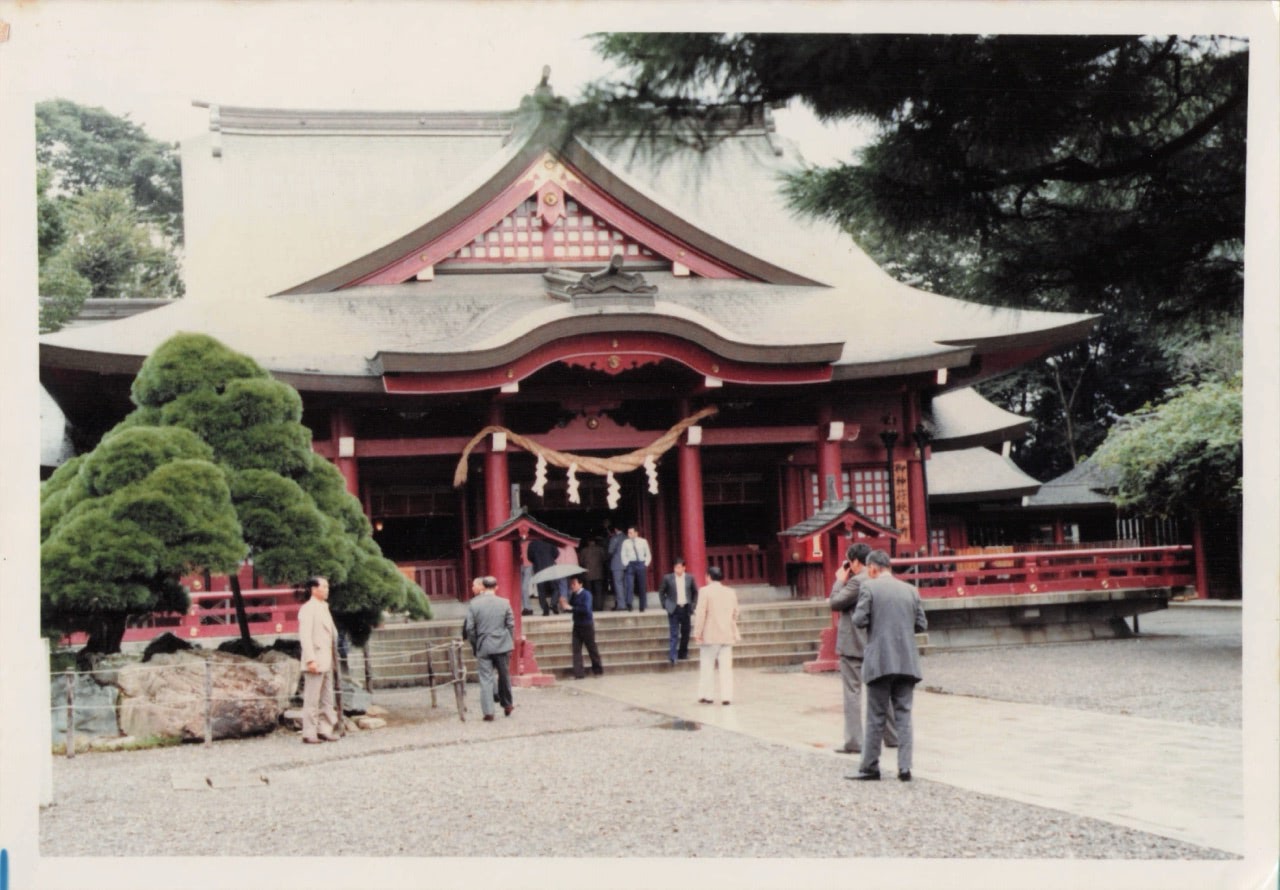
(355, 596, 833, 687)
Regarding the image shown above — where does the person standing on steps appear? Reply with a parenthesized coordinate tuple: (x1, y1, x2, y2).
(606, 525, 627, 611)
(298, 576, 340, 744)
(462, 576, 516, 721)
(579, 536, 608, 613)
(692, 566, 740, 705)
(527, 534, 561, 616)
(620, 525, 652, 612)
(658, 557, 698, 665)
(566, 574, 604, 679)
(848, 549, 927, 782)
(830, 542, 897, 756)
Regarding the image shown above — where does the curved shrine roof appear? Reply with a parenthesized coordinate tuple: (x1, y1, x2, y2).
(42, 97, 1095, 392)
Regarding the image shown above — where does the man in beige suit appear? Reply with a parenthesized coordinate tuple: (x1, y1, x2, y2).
(298, 576, 340, 743)
(693, 566, 740, 705)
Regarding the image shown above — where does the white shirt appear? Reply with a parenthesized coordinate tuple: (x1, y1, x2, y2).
(621, 536, 651, 566)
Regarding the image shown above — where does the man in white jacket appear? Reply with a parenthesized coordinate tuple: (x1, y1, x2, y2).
(297, 576, 340, 744)
(693, 566, 741, 705)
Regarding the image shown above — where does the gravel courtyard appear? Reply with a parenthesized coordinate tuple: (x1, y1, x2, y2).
(39, 605, 1242, 862)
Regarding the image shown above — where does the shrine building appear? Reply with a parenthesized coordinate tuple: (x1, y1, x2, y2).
(41, 82, 1112, 627)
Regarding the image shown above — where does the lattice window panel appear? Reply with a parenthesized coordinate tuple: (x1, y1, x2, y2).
(849, 468, 892, 527)
(439, 197, 658, 266)
(809, 468, 892, 527)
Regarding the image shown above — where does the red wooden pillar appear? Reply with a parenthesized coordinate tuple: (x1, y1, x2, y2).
(903, 394, 930, 554)
(329, 408, 359, 497)
(806, 404, 844, 672)
(485, 404, 552, 685)
(1191, 512, 1209, 599)
(816, 404, 843, 592)
(677, 400, 708, 582)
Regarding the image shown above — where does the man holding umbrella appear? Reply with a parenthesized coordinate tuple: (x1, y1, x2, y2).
(565, 573, 604, 678)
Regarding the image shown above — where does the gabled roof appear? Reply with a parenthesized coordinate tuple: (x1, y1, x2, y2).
(778, 499, 898, 541)
(1021, 459, 1117, 508)
(927, 447, 1042, 503)
(468, 507, 579, 550)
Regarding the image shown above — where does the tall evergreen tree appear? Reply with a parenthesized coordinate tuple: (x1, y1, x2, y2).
(42, 334, 430, 655)
(580, 34, 1246, 479)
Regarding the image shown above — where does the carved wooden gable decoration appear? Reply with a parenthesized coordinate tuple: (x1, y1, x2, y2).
(344, 152, 752, 287)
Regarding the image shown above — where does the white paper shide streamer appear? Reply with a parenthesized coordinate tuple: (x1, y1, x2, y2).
(532, 453, 548, 497)
(644, 454, 659, 494)
(606, 471, 621, 510)
(566, 462, 580, 504)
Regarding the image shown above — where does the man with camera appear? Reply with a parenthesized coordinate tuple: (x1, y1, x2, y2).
(829, 542, 898, 755)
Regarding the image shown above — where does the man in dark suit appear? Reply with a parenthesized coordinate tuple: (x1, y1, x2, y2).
(461, 576, 515, 721)
(848, 549, 927, 782)
(830, 542, 898, 755)
(658, 557, 699, 665)
(526, 535, 560, 615)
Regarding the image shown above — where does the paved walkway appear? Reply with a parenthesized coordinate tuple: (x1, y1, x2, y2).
(579, 665, 1243, 856)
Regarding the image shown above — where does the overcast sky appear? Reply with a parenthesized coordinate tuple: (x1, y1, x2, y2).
(4, 0, 1269, 165)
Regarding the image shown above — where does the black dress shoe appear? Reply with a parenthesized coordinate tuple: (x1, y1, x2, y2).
(483, 714, 494, 721)
(503, 705, 514, 716)
(898, 770, 912, 782)
(835, 747, 860, 755)
(521, 609, 534, 616)
(885, 739, 899, 748)
(698, 698, 714, 704)
(846, 771, 880, 781)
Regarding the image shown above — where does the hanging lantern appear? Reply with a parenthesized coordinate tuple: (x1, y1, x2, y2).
(532, 453, 548, 497)
(566, 462, 580, 504)
(644, 454, 659, 494)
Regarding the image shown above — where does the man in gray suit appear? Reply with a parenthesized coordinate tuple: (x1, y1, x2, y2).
(830, 542, 896, 754)
(462, 576, 515, 721)
(848, 549, 927, 782)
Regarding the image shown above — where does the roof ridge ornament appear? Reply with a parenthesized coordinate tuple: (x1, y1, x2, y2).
(544, 254, 658, 309)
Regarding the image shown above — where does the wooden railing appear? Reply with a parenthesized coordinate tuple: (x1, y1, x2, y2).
(398, 559, 463, 600)
(892, 545, 1197, 599)
(707, 545, 769, 585)
(62, 587, 303, 646)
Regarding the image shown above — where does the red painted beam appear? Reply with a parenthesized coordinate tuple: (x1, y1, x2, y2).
(311, 424, 832, 460)
(382, 332, 832, 394)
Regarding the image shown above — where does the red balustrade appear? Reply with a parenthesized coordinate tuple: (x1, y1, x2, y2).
(892, 545, 1197, 599)
(399, 559, 464, 600)
(61, 586, 302, 646)
(707, 545, 769, 585)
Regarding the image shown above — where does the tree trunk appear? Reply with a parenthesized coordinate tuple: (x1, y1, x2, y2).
(82, 612, 128, 655)
(228, 572, 254, 645)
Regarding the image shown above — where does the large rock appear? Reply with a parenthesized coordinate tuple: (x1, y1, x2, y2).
(50, 673, 120, 746)
(257, 649, 301, 709)
(116, 650, 284, 742)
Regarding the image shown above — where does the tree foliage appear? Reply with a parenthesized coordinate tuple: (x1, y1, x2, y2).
(36, 98, 183, 241)
(40, 426, 244, 652)
(582, 34, 1246, 480)
(36, 99, 185, 332)
(1092, 375, 1242, 518)
(41, 334, 431, 653)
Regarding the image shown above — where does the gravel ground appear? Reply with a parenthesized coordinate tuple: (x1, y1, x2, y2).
(919, 605, 1243, 728)
(39, 604, 1241, 862)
